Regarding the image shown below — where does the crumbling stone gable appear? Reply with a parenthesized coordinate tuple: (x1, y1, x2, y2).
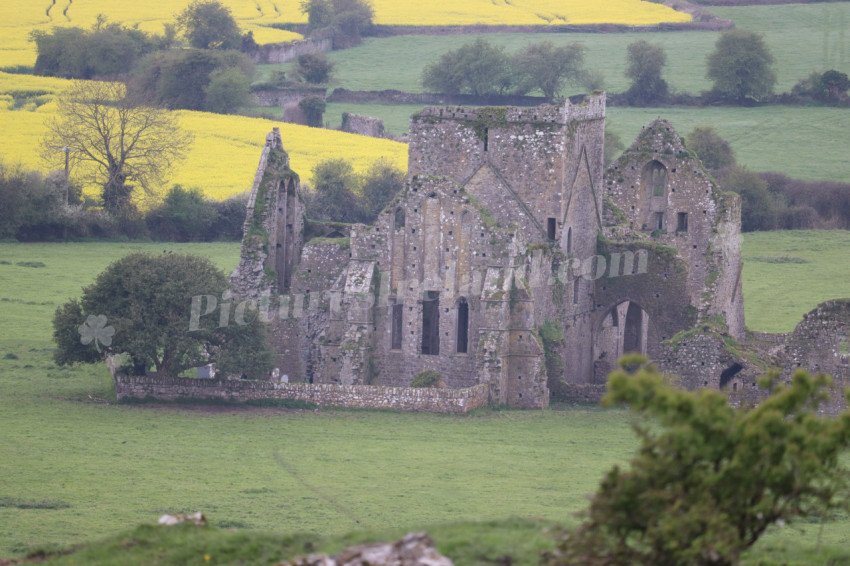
(231, 127, 304, 300)
(603, 119, 745, 340)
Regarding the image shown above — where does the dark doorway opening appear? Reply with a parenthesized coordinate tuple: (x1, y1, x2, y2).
(720, 363, 743, 388)
(456, 298, 469, 353)
(623, 302, 644, 353)
(391, 303, 403, 350)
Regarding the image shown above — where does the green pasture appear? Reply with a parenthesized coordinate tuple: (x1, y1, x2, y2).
(315, 103, 850, 183)
(608, 105, 850, 183)
(742, 230, 850, 333)
(1, 235, 850, 563)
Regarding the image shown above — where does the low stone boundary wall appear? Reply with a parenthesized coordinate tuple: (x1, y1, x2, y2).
(327, 88, 548, 107)
(250, 35, 333, 64)
(114, 375, 490, 414)
(557, 383, 608, 405)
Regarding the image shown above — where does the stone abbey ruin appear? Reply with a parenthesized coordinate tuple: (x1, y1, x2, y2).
(221, 93, 849, 411)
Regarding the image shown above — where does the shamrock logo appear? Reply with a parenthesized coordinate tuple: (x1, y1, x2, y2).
(78, 314, 115, 353)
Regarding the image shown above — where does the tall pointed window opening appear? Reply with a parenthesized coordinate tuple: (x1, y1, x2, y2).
(421, 291, 440, 355)
(456, 298, 469, 353)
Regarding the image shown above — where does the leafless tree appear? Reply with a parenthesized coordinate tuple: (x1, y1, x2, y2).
(42, 80, 193, 213)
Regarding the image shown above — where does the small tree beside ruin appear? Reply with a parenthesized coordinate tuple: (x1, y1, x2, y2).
(53, 253, 273, 378)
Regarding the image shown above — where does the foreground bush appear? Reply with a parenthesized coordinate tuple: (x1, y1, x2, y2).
(545, 355, 850, 566)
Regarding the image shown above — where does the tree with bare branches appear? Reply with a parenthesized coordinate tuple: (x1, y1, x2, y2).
(42, 81, 193, 213)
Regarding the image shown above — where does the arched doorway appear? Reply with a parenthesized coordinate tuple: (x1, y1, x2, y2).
(592, 300, 650, 381)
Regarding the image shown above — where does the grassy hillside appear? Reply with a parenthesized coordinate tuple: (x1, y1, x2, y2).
(275, 3, 850, 183)
(319, 102, 850, 183)
(608, 105, 850, 183)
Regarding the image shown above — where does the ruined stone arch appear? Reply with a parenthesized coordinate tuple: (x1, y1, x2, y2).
(592, 300, 651, 381)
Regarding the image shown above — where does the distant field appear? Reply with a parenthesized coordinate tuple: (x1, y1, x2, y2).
(742, 230, 850, 333)
(1, 237, 850, 562)
(0, 0, 687, 68)
(324, 102, 423, 136)
(261, 3, 850, 183)
(0, 0, 303, 68)
(608, 105, 850, 183)
(317, 102, 850, 184)
(268, 4, 849, 96)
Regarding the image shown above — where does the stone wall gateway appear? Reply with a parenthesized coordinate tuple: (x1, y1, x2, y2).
(114, 375, 490, 415)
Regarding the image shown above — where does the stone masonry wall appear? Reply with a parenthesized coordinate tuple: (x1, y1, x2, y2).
(253, 86, 327, 107)
(250, 35, 333, 64)
(115, 376, 490, 414)
(341, 112, 386, 138)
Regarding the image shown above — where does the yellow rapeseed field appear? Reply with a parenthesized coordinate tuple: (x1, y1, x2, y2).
(274, 0, 691, 27)
(0, 82, 407, 205)
(0, 0, 689, 68)
(0, 0, 303, 68)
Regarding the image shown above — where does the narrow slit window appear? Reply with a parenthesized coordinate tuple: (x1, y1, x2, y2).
(654, 212, 664, 231)
(573, 279, 580, 304)
(677, 212, 688, 232)
(547, 218, 556, 241)
(421, 291, 440, 355)
(456, 298, 469, 353)
(391, 303, 403, 350)
(483, 128, 489, 152)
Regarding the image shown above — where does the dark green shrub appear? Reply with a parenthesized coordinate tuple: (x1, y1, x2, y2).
(298, 95, 327, 127)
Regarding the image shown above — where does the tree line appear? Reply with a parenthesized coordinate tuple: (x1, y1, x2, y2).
(684, 126, 850, 232)
(422, 31, 850, 106)
(30, 1, 257, 114)
(0, 154, 406, 242)
(0, 163, 247, 241)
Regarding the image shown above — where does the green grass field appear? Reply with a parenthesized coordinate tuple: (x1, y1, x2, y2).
(742, 230, 850, 333)
(317, 103, 850, 182)
(260, 4, 850, 96)
(1, 234, 850, 563)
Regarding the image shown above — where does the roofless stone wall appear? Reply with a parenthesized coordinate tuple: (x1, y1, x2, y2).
(114, 376, 490, 414)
